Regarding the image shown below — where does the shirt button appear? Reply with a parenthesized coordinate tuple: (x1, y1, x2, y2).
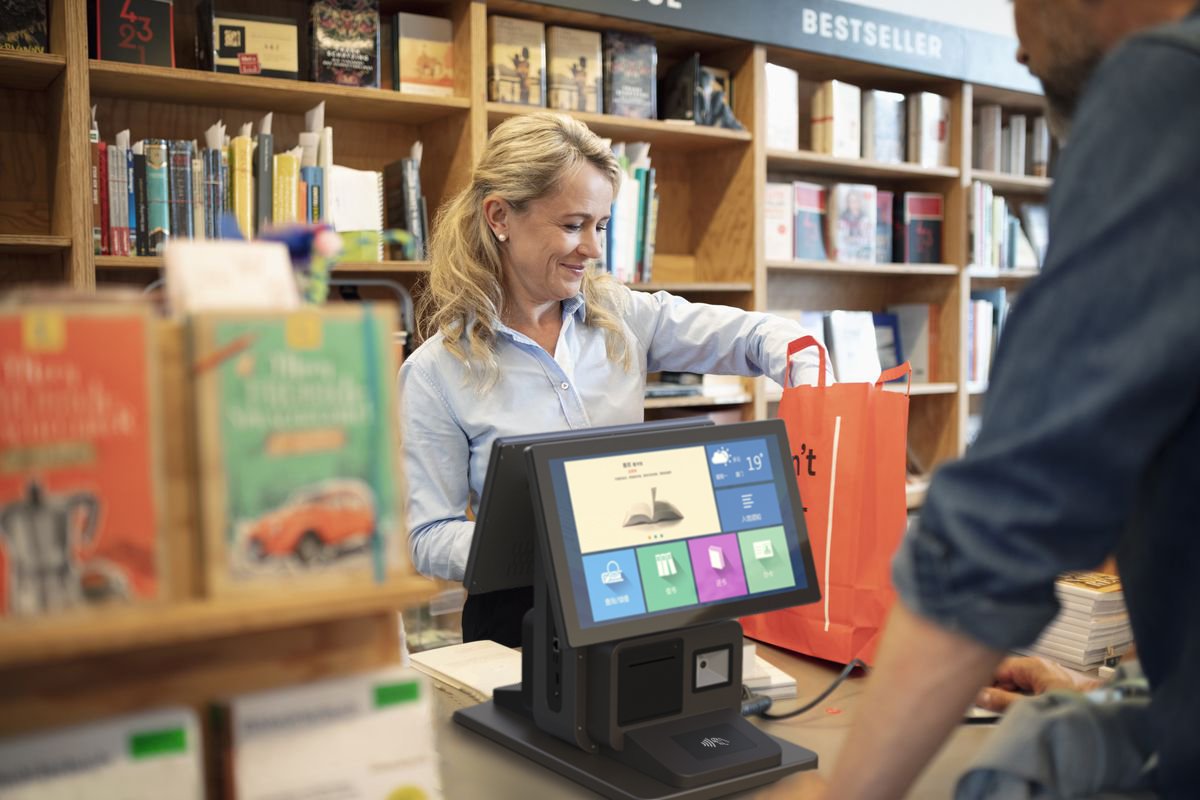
(560, 381, 570, 390)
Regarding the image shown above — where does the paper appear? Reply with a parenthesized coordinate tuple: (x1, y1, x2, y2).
(164, 241, 300, 314)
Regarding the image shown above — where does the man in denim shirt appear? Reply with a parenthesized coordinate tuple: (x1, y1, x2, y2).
(772, 2, 1200, 797)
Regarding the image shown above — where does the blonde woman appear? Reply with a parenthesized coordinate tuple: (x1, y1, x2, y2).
(400, 112, 826, 644)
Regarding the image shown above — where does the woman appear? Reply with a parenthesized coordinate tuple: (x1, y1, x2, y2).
(400, 112, 825, 645)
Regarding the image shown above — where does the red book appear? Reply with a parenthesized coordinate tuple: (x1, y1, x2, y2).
(895, 192, 944, 264)
(98, 140, 110, 256)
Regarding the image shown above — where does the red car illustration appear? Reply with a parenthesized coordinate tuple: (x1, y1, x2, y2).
(246, 480, 376, 564)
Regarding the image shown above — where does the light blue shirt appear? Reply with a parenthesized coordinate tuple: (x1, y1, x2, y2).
(398, 287, 826, 581)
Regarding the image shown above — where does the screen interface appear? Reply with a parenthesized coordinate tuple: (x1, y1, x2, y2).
(544, 436, 810, 630)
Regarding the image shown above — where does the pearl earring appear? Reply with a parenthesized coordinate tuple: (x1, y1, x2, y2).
(496, 233, 508, 242)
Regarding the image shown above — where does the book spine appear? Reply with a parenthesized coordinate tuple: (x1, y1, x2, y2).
(633, 166, 649, 280)
(98, 140, 110, 255)
(272, 153, 300, 225)
(300, 166, 322, 224)
(391, 12, 401, 91)
(126, 147, 137, 255)
(203, 148, 223, 240)
(168, 140, 194, 240)
(402, 159, 424, 258)
(1031, 116, 1051, 177)
(90, 130, 102, 254)
(144, 139, 170, 255)
(643, 187, 659, 282)
(192, 156, 205, 240)
(133, 153, 148, 256)
(107, 145, 122, 255)
(793, 183, 827, 261)
(254, 133, 273, 234)
(229, 136, 254, 239)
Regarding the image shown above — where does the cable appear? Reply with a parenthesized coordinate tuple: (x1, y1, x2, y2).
(747, 658, 868, 721)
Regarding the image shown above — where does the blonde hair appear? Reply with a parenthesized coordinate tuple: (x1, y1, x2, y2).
(419, 112, 631, 391)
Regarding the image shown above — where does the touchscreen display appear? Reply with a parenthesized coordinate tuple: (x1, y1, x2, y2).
(544, 436, 810, 629)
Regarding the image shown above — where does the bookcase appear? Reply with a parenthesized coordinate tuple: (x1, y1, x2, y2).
(0, 0, 1046, 747)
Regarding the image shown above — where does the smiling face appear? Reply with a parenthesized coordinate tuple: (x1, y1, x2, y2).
(493, 162, 614, 320)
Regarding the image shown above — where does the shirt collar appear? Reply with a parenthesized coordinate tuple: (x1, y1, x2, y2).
(495, 295, 587, 342)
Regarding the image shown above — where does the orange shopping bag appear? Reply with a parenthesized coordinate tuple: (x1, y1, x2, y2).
(742, 335, 911, 665)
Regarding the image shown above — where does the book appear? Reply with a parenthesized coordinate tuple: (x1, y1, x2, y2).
(1019, 203, 1049, 266)
(227, 133, 254, 240)
(310, 0, 380, 88)
(622, 487, 684, 527)
(907, 92, 951, 167)
(133, 149, 149, 255)
(1030, 115, 1051, 177)
(659, 52, 741, 129)
(392, 12, 453, 96)
(410, 640, 522, 702)
(0, 0, 47, 52)
(144, 138, 170, 254)
(90, 114, 101, 253)
(875, 189, 894, 264)
(763, 182, 794, 262)
(272, 150, 300, 225)
(190, 306, 403, 596)
(976, 104, 1003, 172)
(0, 707, 203, 797)
(89, 0, 174, 65)
(895, 192, 943, 264)
(107, 140, 125, 255)
(764, 63, 799, 150)
(299, 165, 322, 223)
(202, 136, 225, 241)
(218, 666, 440, 799)
(253, 120, 273, 235)
(167, 140, 194, 241)
(190, 152, 204, 242)
(98, 139, 110, 255)
(546, 25, 602, 113)
(0, 304, 164, 619)
(824, 310, 882, 384)
(792, 181, 827, 261)
(383, 155, 424, 259)
(812, 80, 861, 159)
(861, 90, 905, 163)
(873, 312, 903, 372)
(488, 15, 545, 106)
(330, 164, 385, 261)
(828, 183, 876, 263)
(888, 303, 938, 383)
(970, 299, 994, 383)
(603, 31, 656, 119)
(197, 3, 300, 79)
(1005, 114, 1028, 175)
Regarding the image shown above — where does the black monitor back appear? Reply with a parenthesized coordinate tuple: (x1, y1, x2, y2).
(464, 417, 713, 594)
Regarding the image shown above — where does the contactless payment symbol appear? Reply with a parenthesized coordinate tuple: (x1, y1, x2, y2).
(655, 552, 678, 577)
(601, 560, 625, 585)
(753, 540, 774, 560)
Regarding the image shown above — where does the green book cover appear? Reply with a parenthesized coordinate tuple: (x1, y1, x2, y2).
(191, 306, 403, 594)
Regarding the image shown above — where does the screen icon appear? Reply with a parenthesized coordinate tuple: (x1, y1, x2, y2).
(601, 560, 625, 584)
(708, 545, 726, 570)
(655, 552, 678, 577)
(752, 540, 774, 560)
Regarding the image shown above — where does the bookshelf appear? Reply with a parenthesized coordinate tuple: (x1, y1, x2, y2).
(970, 169, 1052, 196)
(0, 49, 66, 90)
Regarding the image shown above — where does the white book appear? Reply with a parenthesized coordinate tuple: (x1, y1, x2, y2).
(828, 183, 876, 263)
(888, 303, 935, 383)
(813, 80, 861, 159)
(1030, 115, 1051, 177)
(410, 639, 522, 702)
(764, 63, 799, 151)
(1006, 115, 1028, 176)
(0, 707, 204, 800)
(861, 90, 905, 163)
(824, 310, 881, 383)
(972, 299, 994, 383)
(907, 92, 950, 168)
(977, 104, 1002, 172)
(763, 181, 794, 261)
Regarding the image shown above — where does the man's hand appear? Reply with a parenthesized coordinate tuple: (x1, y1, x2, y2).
(975, 655, 1102, 711)
(753, 769, 827, 799)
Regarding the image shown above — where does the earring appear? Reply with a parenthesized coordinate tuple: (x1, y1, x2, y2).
(496, 233, 508, 242)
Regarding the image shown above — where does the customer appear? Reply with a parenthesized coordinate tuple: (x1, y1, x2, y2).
(400, 112, 826, 645)
(767, 1, 1200, 797)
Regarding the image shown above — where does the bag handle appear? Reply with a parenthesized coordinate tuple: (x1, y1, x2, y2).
(875, 362, 913, 395)
(786, 335, 828, 389)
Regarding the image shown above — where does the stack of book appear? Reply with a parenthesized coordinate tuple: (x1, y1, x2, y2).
(602, 140, 658, 283)
(1026, 572, 1133, 670)
(969, 182, 1043, 270)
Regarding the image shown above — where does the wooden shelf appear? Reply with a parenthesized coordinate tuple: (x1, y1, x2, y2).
(884, 382, 958, 396)
(767, 259, 959, 276)
(487, 102, 752, 151)
(89, 61, 471, 123)
(0, 576, 437, 669)
(971, 170, 1052, 195)
(643, 393, 752, 409)
(907, 480, 930, 509)
(766, 149, 960, 180)
(0, 50, 66, 91)
(0, 234, 72, 254)
(629, 282, 753, 293)
(95, 255, 429, 273)
(967, 266, 1041, 282)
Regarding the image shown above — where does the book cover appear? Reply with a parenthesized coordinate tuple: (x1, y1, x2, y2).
(90, 0, 174, 65)
(828, 183, 876, 263)
(0, 305, 164, 619)
(976, 104, 1002, 172)
(764, 63, 799, 151)
(310, 0, 380, 88)
(763, 182, 793, 262)
(861, 90, 905, 163)
(1031, 116, 1051, 177)
(660, 52, 699, 124)
(133, 151, 149, 255)
(197, 3, 300, 79)
(203, 148, 224, 240)
(299, 165, 322, 224)
(546, 25, 601, 113)
(1005, 114, 1027, 176)
(603, 31, 656, 119)
(896, 192, 943, 264)
(872, 312, 903, 372)
(1019, 203, 1049, 266)
(383, 159, 423, 259)
(144, 139, 170, 254)
(813, 80, 861, 159)
(0, 0, 47, 52)
(887, 303, 937, 383)
(253, 132, 272, 235)
(127, 147, 139, 254)
(875, 189, 893, 264)
(167, 140, 194, 241)
(907, 92, 951, 167)
(488, 15, 545, 106)
(272, 151, 300, 225)
(393, 12, 453, 96)
(90, 126, 102, 254)
(191, 306, 404, 595)
(106, 144, 124, 255)
(824, 310, 882, 384)
(190, 155, 204, 242)
(792, 181, 827, 261)
(228, 135, 254, 240)
(98, 140, 110, 256)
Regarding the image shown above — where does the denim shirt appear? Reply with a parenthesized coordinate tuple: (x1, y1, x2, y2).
(399, 287, 826, 582)
(893, 10, 1200, 798)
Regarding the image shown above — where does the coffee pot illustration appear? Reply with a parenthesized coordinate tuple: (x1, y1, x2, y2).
(0, 480, 100, 616)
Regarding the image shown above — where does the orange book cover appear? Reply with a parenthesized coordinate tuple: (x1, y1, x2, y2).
(0, 306, 163, 619)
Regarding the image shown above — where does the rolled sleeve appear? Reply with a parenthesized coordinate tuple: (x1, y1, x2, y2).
(894, 39, 1200, 651)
